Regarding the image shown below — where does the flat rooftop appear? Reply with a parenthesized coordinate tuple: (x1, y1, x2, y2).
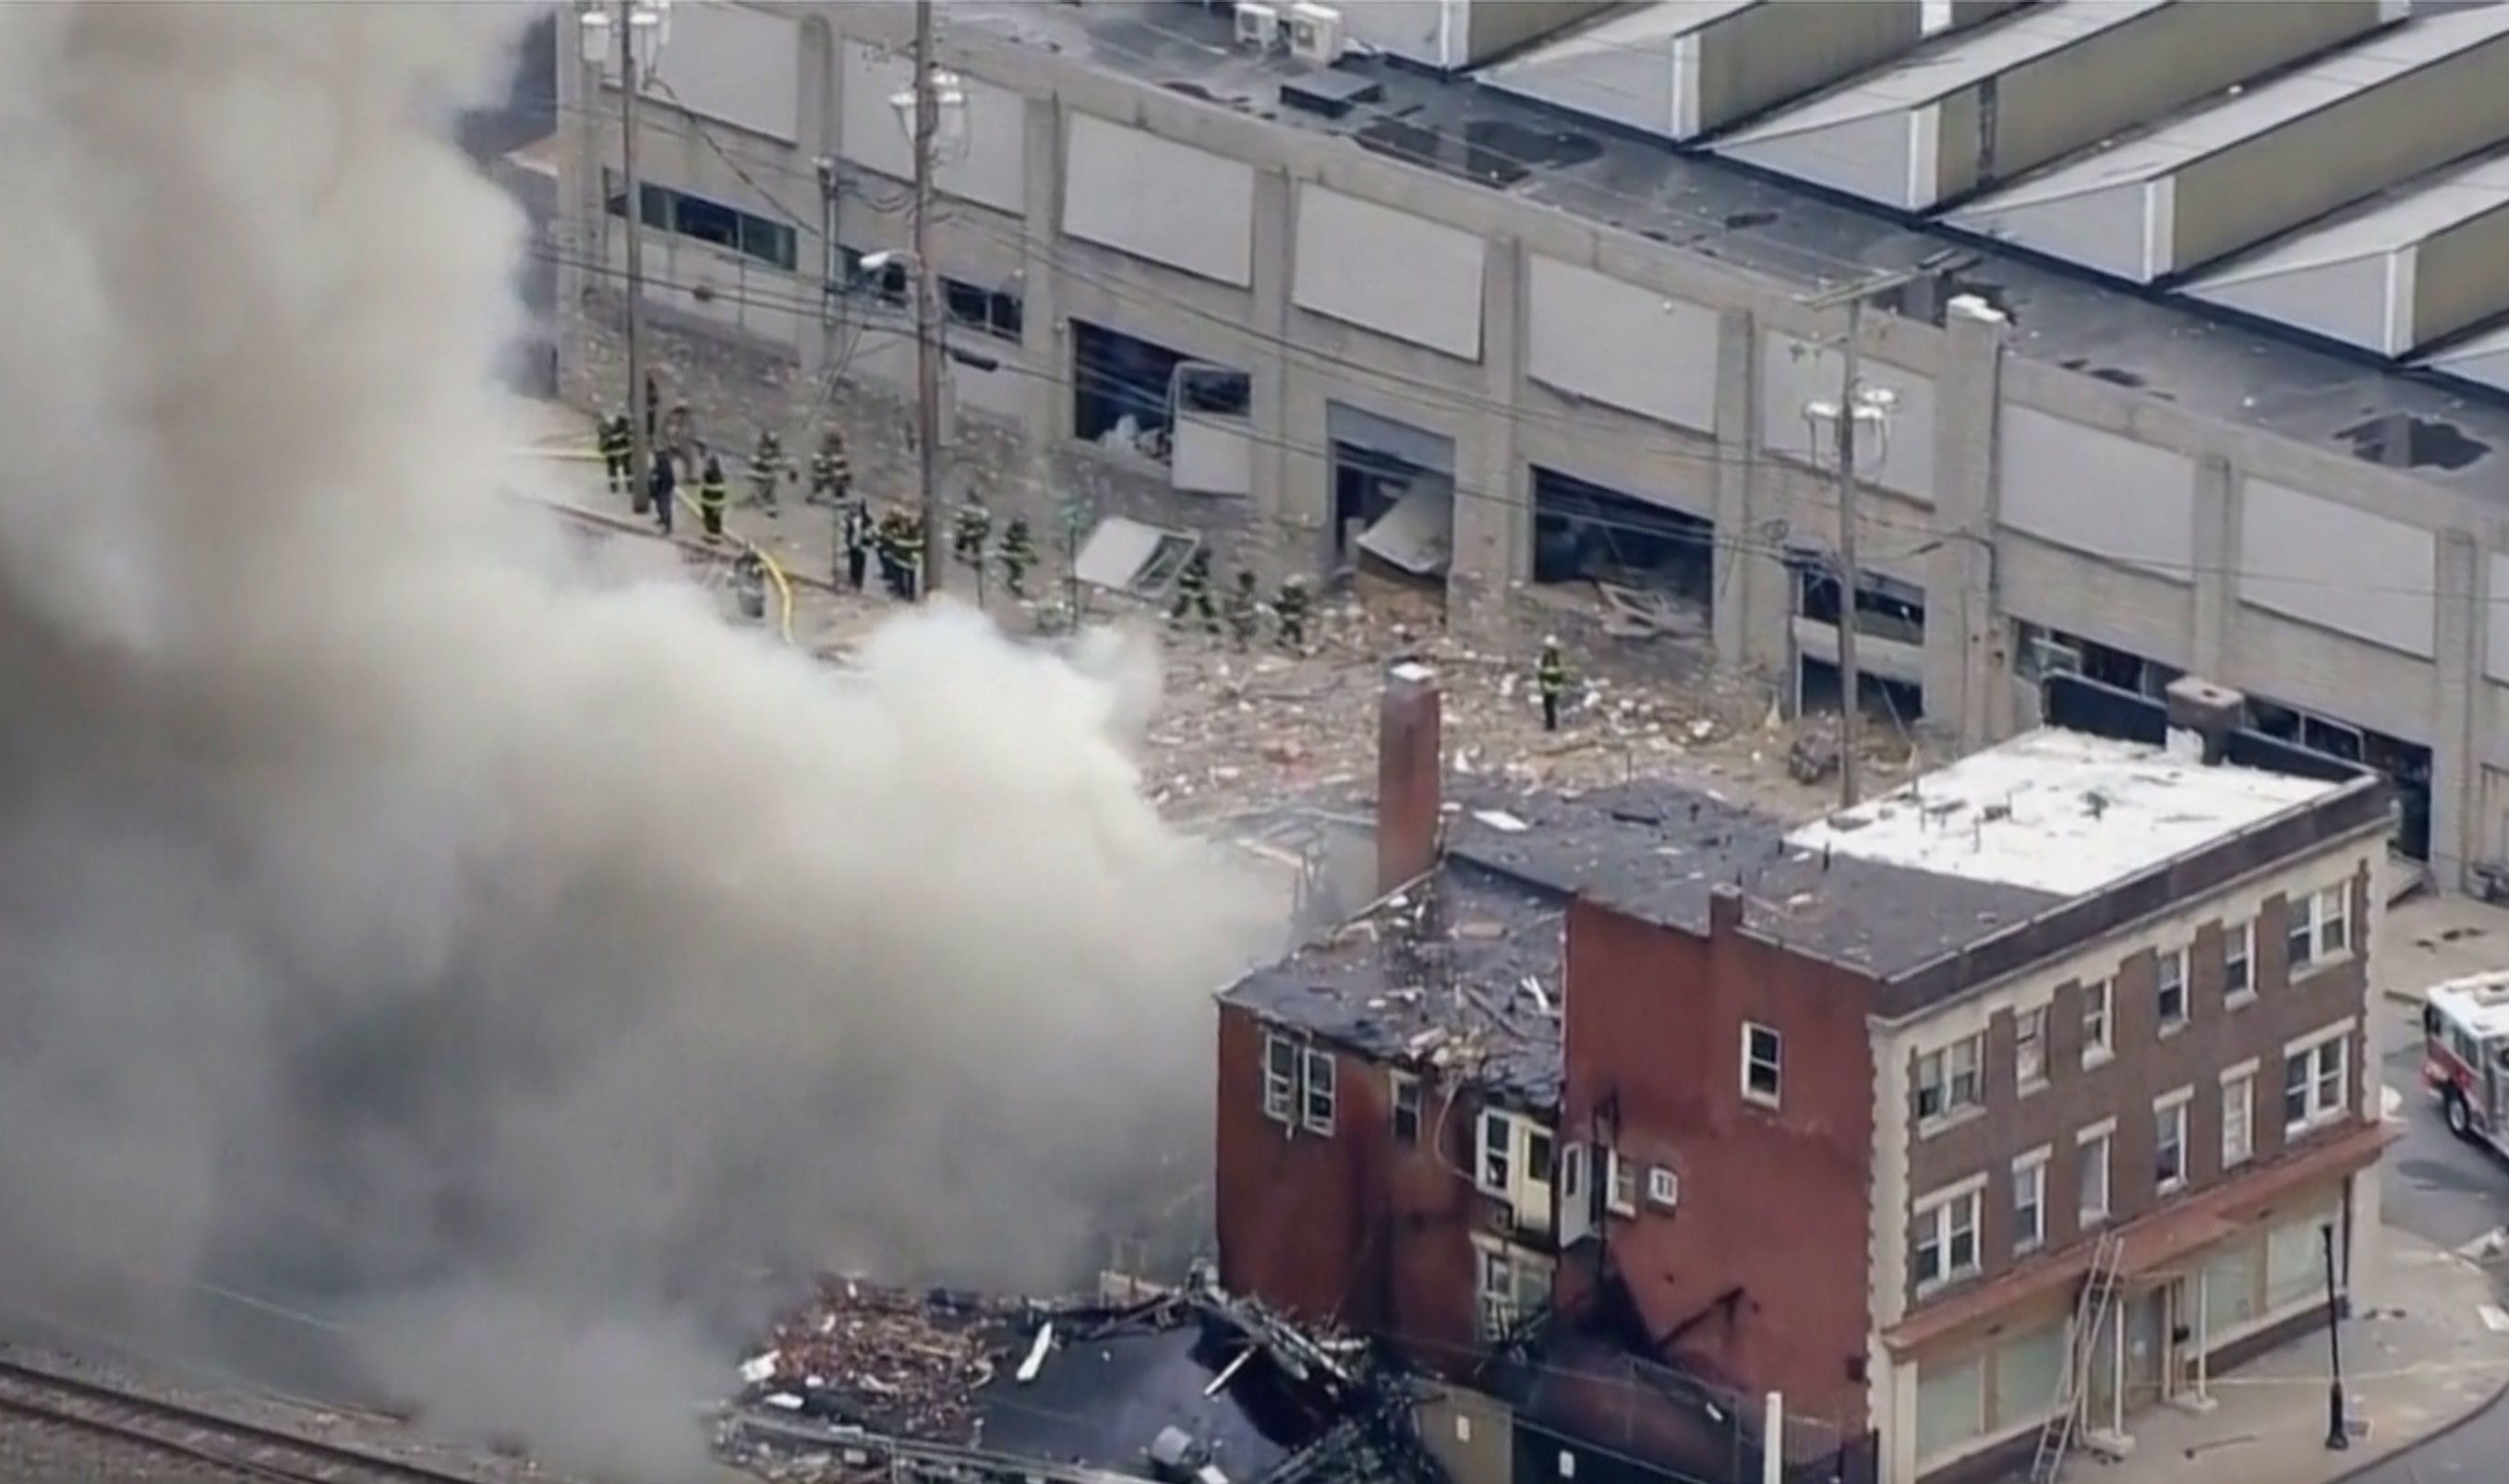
(1788, 730, 2348, 899)
(956, 1, 2509, 487)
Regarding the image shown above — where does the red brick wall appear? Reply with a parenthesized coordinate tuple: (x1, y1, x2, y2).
(1212, 1002, 1490, 1375)
(1560, 899, 1877, 1430)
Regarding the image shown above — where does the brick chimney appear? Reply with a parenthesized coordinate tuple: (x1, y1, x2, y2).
(1378, 661, 1443, 895)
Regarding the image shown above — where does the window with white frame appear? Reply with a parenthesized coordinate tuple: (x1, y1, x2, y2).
(2012, 1151, 2048, 1255)
(2081, 980, 2113, 1067)
(2224, 920, 2254, 1002)
(1607, 1152, 1638, 1215)
(2015, 1006, 2048, 1091)
(1647, 1165, 1680, 1209)
(1478, 1110, 1513, 1193)
(1743, 1022, 1783, 1107)
(1262, 1034, 1337, 1135)
(1263, 1035, 1297, 1122)
(1474, 1242, 1552, 1342)
(2286, 885, 2351, 975)
(2284, 1028, 2349, 1133)
(1301, 1047, 1335, 1134)
(1912, 1184, 1984, 1294)
(1916, 1033, 1984, 1123)
(2154, 1090, 2190, 1195)
(2222, 1068, 2255, 1168)
(2079, 1126, 2112, 1225)
(1391, 1071, 1421, 1146)
(2156, 947, 2189, 1032)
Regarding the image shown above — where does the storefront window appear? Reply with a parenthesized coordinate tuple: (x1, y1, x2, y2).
(2266, 1209, 2338, 1312)
(1995, 1322, 2066, 1426)
(1916, 1354, 1986, 1463)
(2202, 1244, 2257, 1335)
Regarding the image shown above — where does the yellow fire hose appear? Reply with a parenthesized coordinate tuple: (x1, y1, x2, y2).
(518, 443, 795, 645)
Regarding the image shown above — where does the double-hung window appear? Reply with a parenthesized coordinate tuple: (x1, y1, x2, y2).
(1913, 1185, 1984, 1294)
(2286, 887, 2351, 976)
(2284, 1027, 2350, 1134)
(1917, 1034, 1984, 1124)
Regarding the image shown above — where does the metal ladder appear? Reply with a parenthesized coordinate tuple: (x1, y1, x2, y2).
(2027, 1231, 2126, 1484)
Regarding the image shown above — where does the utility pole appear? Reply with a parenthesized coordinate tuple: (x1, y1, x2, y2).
(1799, 252, 1973, 811)
(1831, 297, 1867, 810)
(911, 0, 945, 597)
(618, 0, 652, 513)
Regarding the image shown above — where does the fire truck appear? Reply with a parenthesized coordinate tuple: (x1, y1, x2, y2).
(2422, 971, 2509, 1151)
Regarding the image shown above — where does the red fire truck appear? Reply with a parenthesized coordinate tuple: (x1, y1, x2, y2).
(2423, 971, 2509, 1151)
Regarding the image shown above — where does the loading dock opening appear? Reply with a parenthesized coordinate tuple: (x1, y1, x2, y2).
(1530, 467, 1714, 631)
(1791, 557, 1924, 727)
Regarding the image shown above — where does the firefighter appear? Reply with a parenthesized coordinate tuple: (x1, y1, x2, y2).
(1169, 548, 1217, 634)
(647, 450, 676, 537)
(697, 449, 730, 541)
(1000, 515, 1036, 599)
(953, 500, 992, 570)
(874, 511, 903, 597)
(747, 430, 788, 515)
(598, 412, 631, 497)
(841, 499, 873, 592)
(895, 510, 926, 602)
(808, 429, 850, 507)
(1224, 569, 1260, 651)
(732, 547, 769, 623)
(1538, 637, 1569, 733)
(1273, 574, 1310, 654)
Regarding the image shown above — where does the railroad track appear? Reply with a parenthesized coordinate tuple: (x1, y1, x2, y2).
(0, 1354, 506, 1484)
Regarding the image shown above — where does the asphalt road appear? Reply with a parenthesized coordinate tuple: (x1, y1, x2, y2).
(2343, 1019, 2509, 1483)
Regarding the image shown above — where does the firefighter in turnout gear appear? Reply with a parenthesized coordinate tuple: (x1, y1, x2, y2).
(895, 511, 927, 601)
(747, 430, 788, 514)
(598, 413, 632, 497)
(697, 450, 730, 541)
(875, 511, 907, 597)
(1273, 574, 1310, 653)
(953, 501, 992, 570)
(841, 500, 873, 592)
(1000, 516, 1036, 599)
(1169, 549, 1218, 634)
(807, 429, 850, 506)
(1538, 638, 1569, 733)
(1224, 569, 1261, 651)
(732, 547, 769, 623)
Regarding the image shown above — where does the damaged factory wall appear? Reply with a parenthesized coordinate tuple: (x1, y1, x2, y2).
(0, 6, 1273, 1482)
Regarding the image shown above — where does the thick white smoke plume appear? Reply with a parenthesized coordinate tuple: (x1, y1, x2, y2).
(0, 5, 1272, 1477)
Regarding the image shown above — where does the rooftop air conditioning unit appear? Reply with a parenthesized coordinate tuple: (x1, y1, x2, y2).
(1288, 2, 1343, 64)
(1235, 2, 1282, 51)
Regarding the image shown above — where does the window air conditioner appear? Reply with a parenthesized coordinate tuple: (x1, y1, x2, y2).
(1234, 2, 1282, 51)
(1288, 2, 1344, 64)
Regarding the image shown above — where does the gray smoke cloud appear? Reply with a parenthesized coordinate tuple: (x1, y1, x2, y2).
(0, 5, 1273, 1478)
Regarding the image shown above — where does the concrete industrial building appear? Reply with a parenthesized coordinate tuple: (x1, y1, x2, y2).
(554, 0, 2509, 895)
(1212, 664, 2392, 1484)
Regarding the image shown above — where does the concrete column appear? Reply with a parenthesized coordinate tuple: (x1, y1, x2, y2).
(1448, 236, 1527, 645)
(1712, 308, 1784, 674)
(2189, 455, 2238, 682)
(1925, 296, 2006, 750)
(1248, 167, 1298, 580)
(553, 28, 600, 406)
(1017, 97, 1065, 497)
(2434, 530, 2481, 890)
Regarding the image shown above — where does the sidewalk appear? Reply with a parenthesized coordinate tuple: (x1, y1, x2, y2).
(2078, 1226, 2505, 1484)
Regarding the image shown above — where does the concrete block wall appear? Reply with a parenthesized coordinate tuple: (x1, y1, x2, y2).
(553, 1, 2509, 893)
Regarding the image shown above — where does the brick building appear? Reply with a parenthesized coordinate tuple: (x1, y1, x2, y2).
(1214, 670, 2394, 1484)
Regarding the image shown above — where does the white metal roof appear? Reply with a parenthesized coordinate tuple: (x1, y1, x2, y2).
(2183, 148, 2509, 356)
(1785, 729, 2346, 899)
(1477, 1, 1767, 140)
(2418, 320, 2509, 395)
(1947, 6, 2509, 282)
(2428, 971, 2509, 1043)
(1711, 2, 2167, 210)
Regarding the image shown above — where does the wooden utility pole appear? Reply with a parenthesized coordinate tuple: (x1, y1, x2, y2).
(911, 0, 945, 597)
(618, 0, 652, 513)
(1831, 297, 1866, 809)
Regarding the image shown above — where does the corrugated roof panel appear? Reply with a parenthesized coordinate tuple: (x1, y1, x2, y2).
(2184, 150, 2509, 356)
(2418, 321, 2509, 396)
(1947, 6, 2509, 283)
(1711, 0, 2393, 213)
(1478, 0, 1926, 142)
